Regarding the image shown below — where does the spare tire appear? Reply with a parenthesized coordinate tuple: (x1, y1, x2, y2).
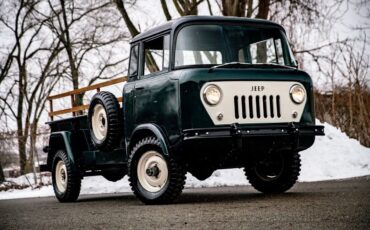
(88, 91, 122, 151)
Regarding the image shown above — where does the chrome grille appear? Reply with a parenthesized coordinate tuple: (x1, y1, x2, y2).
(233, 95, 281, 120)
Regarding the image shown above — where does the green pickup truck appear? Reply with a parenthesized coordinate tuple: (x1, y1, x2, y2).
(41, 16, 324, 204)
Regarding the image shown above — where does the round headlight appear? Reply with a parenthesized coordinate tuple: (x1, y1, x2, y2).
(203, 84, 222, 105)
(290, 84, 306, 104)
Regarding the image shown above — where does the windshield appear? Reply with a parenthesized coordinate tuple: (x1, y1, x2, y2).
(175, 24, 296, 68)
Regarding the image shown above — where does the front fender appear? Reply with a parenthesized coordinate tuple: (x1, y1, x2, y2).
(128, 124, 170, 156)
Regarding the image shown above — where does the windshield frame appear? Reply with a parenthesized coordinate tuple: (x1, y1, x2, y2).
(171, 22, 296, 70)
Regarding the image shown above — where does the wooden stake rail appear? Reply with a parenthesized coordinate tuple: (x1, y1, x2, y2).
(48, 77, 127, 121)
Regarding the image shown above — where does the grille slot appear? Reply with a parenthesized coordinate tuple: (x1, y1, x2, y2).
(234, 95, 281, 120)
(234, 96, 239, 119)
(249, 96, 253, 118)
(269, 95, 274, 118)
(276, 95, 281, 118)
(262, 96, 267, 118)
(241, 96, 246, 119)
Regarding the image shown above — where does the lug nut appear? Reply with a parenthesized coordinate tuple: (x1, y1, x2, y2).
(217, 113, 223, 120)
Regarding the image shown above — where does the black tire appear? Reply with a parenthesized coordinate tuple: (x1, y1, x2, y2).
(88, 91, 122, 151)
(244, 151, 301, 194)
(52, 150, 81, 202)
(128, 136, 186, 205)
(102, 171, 126, 182)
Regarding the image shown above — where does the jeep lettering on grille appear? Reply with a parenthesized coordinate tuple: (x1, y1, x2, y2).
(251, 86, 265, 91)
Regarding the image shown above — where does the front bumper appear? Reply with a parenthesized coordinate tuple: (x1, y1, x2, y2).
(183, 123, 325, 141)
(179, 123, 324, 162)
(177, 123, 324, 170)
(183, 123, 324, 140)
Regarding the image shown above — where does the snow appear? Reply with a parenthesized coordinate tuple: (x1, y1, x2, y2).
(1, 120, 369, 200)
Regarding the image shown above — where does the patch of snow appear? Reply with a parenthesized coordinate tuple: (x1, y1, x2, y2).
(299, 120, 370, 181)
(1, 120, 369, 200)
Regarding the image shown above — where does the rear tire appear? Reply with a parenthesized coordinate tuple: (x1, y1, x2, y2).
(52, 150, 81, 202)
(244, 151, 301, 194)
(88, 91, 122, 151)
(128, 136, 186, 204)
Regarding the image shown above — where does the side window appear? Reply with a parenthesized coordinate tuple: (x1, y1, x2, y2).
(128, 45, 139, 77)
(143, 35, 170, 76)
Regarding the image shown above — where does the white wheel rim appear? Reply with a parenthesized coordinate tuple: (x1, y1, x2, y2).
(92, 104, 108, 141)
(55, 160, 68, 193)
(137, 151, 168, 193)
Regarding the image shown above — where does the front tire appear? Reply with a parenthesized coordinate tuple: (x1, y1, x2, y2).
(245, 151, 301, 194)
(128, 136, 186, 204)
(52, 150, 81, 202)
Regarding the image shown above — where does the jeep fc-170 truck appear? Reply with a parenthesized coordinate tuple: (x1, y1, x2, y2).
(41, 16, 324, 204)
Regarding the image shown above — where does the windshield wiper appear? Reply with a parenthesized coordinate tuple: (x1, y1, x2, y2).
(208, 62, 296, 73)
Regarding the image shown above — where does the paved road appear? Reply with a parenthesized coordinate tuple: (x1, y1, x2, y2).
(0, 177, 369, 229)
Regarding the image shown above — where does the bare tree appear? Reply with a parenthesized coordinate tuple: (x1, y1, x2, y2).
(220, 0, 247, 17)
(173, 0, 205, 16)
(0, 0, 59, 174)
(45, 0, 128, 106)
(114, 0, 160, 72)
(160, 0, 172, 20)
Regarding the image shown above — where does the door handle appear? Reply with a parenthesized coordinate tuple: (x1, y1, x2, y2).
(135, 87, 145, 91)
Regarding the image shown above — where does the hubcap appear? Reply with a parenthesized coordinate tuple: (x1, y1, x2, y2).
(137, 151, 168, 192)
(92, 104, 108, 141)
(255, 154, 284, 181)
(55, 160, 68, 193)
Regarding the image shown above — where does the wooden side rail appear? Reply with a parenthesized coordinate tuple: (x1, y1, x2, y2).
(48, 77, 127, 121)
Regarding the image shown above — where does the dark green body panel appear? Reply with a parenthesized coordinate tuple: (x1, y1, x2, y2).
(45, 116, 126, 174)
(48, 132, 75, 167)
(177, 68, 315, 130)
(123, 72, 183, 146)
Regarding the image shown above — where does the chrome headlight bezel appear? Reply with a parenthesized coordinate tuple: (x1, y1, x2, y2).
(290, 84, 306, 104)
(203, 84, 222, 106)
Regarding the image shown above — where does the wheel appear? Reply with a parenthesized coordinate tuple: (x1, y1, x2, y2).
(244, 151, 301, 194)
(52, 150, 81, 202)
(128, 136, 186, 204)
(102, 171, 126, 182)
(88, 91, 122, 151)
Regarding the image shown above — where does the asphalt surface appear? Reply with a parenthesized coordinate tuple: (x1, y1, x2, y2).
(0, 177, 369, 230)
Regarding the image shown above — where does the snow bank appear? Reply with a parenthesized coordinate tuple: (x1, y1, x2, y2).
(1, 120, 369, 200)
(299, 121, 370, 181)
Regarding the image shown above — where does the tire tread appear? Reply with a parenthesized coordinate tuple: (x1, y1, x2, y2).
(128, 136, 186, 204)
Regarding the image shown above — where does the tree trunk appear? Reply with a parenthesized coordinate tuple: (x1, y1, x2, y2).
(60, 0, 82, 107)
(160, 0, 172, 21)
(29, 122, 38, 185)
(246, 0, 253, 17)
(0, 160, 5, 183)
(221, 0, 247, 17)
(17, 65, 28, 175)
(348, 80, 353, 132)
(256, 0, 270, 19)
(17, 134, 28, 175)
(113, 0, 139, 37)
